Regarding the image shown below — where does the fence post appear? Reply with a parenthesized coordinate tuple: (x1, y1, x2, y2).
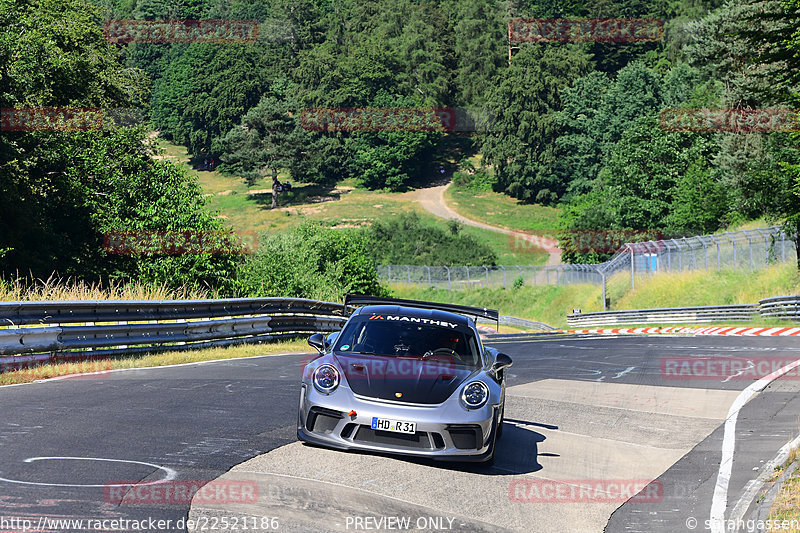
(601, 270, 607, 311)
(407, 265, 411, 284)
(484, 266, 489, 287)
(466, 267, 470, 286)
(425, 266, 431, 287)
(445, 266, 451, 290)
(499, 265, 506, 287)
(388, 265, 392, 281)
(628, 244, 635, 291)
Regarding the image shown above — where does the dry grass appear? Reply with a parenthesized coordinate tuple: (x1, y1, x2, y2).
(0, 340, 311, 386)
(767, 457, 800, 532)
(0, 276, 209, 302)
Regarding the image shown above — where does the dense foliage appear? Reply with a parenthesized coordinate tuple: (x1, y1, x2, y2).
(3, 0, 800, 292)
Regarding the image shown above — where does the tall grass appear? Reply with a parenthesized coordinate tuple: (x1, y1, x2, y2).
(0, 276, 209, 301)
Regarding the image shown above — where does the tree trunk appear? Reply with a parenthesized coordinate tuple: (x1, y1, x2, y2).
(271, 168, 278, 209)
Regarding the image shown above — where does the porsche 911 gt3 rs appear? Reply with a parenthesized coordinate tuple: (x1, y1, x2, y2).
(297, 295, 512, 463)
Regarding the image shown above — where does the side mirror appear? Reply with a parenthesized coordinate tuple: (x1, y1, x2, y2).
(325, 332, 339, 349)
(492, 352, 513, 372)
(308, 333, 325, 354)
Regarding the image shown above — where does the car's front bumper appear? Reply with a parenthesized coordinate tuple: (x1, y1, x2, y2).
(297, 384, 498, 461)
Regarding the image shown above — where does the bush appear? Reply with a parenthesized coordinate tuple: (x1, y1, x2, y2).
(365, 213, 497, 266)
(237, 223, 386, 301)
(451, 169, 495, 192)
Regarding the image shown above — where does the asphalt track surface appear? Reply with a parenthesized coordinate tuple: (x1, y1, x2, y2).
(1, 334, 799, 532)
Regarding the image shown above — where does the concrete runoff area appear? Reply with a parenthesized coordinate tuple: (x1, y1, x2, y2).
(189, 380, 740, 532)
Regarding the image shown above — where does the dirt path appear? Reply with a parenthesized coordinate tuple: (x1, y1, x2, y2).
(410, 182, 562, 266)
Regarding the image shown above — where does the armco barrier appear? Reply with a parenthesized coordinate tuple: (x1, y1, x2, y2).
(567, 295, 800, 327)
(0, 298, 346, 370)
(759, 295, 800, 319)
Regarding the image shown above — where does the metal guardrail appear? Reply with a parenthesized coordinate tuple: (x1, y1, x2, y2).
(759, 295, 800, 319)
(497, 316, 556, 331)
(0, 298, 347, 370)
(567, 295, 800, 327)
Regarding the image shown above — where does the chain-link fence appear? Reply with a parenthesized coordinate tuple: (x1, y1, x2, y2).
(378, 226, 798, 298)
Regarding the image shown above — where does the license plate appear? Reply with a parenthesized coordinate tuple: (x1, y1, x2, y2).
(371, 417, 416, 434)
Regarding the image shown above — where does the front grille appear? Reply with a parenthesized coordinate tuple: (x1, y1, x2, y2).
(447, 425, 482, 449)
(353, 426, 436, 449)
(306, 407, 344, 433)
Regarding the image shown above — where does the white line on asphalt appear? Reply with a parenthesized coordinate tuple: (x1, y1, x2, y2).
(0, 456, 177, 487)
(728, 432, 800, 526)
(709, 357, 800, 533)
(612, 366, 636, 379)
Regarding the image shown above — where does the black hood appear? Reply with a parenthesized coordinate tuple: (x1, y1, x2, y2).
(335, 353, 475, 404)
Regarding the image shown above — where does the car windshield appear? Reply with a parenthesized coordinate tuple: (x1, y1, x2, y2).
(333, 315, 481, 367)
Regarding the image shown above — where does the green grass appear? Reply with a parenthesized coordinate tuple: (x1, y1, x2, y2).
(390, 262, 800, 328)
(0, 340, 310, 386)
(156, 138, 548, 265)
(445, 185, 561, 235)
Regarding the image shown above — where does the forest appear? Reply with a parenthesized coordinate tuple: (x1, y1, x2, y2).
(1, 0, 798, 296)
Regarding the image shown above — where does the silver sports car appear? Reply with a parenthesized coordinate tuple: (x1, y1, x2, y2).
(297, 295, 513, 463)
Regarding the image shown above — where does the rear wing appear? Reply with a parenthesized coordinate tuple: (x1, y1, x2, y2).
(344, 294, 499, 323)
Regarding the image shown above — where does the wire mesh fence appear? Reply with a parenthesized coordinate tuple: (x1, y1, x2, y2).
(378, 226, 797, 291)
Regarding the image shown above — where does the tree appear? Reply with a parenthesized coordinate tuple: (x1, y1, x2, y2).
(480, 44, 590, 204)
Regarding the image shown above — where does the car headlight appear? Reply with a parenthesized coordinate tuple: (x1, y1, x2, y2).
(313, 364, 340, 394)
(461, 381, 489, 409)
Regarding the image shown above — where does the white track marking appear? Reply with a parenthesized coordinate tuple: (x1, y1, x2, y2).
(728, 432, 800, 525)
(709, 357, 800, 533)
(0, 456, 177, 487)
